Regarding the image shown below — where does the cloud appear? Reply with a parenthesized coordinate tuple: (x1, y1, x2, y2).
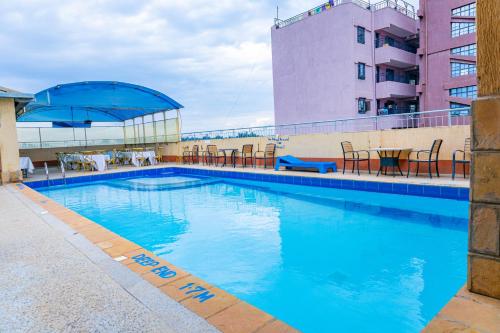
(0, 0, 419, 131)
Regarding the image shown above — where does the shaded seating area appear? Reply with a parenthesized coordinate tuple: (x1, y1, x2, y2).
(16, 81, 183, 175)
(341, 141, 371, 175)
(407, 139, 443, 178)
(452, 138, 471, 179)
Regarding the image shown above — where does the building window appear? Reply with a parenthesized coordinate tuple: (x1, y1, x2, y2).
(451, 43, 477, 56)
(451, 62, 476, 77)
(452, 3, 476, 17)
(449, 85, 477, 99)
(358, 63, 366, 80)
(450, 102, 471, 116)
(358, 98, 370, 113)
(357, 26, 365, 44)
(451, 22, 476, 37)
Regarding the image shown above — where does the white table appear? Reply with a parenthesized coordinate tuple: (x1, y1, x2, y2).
(120, 151, 157, 167)
(87, 154, 110, 172)
(65, 154, 110, 172)
(19, 157, 35, 174)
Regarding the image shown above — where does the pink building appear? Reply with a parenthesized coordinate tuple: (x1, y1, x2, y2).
(271, 0, 476, 126)
(418, 0, 477, 112)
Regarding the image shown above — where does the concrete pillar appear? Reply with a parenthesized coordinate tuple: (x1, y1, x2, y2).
(0, 98, 21, 183)
(468, 0, 500, 299)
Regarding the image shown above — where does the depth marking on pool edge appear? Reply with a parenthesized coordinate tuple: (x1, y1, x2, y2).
(132, 253, 216, 303)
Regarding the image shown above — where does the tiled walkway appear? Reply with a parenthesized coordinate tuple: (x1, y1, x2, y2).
(26, 162, 469, 188)
(0, 185, 218, 333)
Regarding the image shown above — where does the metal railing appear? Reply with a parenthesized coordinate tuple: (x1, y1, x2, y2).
(181, 108, 470, 141)
(274, 0, 370, 29)
(274, 0, 414, 29)
(17, 114, 180, 149)
(374, 38, 417, 53)
(371, 0, 416, 19)
(377, 73, 418, 84)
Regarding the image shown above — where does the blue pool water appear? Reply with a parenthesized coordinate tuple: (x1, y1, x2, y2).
(38, 174, 468, 332)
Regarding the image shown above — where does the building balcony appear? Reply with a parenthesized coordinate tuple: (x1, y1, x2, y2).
(376, 78, 417, 99)
(373, 5, 418, 38)
(375, 40, 417, 68)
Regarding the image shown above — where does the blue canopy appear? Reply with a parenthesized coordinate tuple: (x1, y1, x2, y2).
(17, 81, 183, 123)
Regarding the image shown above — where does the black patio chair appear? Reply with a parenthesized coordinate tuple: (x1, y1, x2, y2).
(341, 141, 371, 175)
(253, 143, 276, 168)
(452, 138, 471, 179)
(407, 139, 443, 178)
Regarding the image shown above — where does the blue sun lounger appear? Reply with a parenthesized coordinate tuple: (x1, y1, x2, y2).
(275, 155, 337, 174)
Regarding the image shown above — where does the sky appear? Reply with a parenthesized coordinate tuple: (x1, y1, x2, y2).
(0, 0, 418, 132)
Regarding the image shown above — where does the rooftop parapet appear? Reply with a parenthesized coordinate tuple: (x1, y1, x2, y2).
(274, 0, 416, 29)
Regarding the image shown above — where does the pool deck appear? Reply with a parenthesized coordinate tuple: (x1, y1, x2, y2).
(0, 185, 218, 333)
(26, 161, 470, 188)
(3, 162, 499, 332)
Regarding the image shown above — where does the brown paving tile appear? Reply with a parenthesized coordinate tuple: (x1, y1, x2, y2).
(126, 261, 161, 275)
(456, 286, 500, 308)
(103, 242, 142, 258)
(181, 285, 238, 319)
(422, 316, 471, 333)
(75, 223, 103, 234)
(208, 301, 273, 333)
(159, 275, 209, 302)
(255, 319, 299, 333)
(438, 295, 500, 333)
(142, 264, 190, 287)
(121, 248, 158, 266)
(81, 229, 119, 243)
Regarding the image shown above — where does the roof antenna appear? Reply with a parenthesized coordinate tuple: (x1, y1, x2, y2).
(274, 5, 280, 27)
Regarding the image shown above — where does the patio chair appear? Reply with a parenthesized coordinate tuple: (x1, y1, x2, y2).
(182, 147, 191, 164)
(106, 149, 120, 169)
(341, 141, 371, 175)
(76, 155, 96, 171)
(253, 143, 276, 168)
(206, 145, 220, 166)
(136, 152, 146, 167)
(452, 138, 471, 179)
(155, 148, 163, 164)
(407, 139, 443, 178)
(190, 145, 200, 164)
(241, 144, 253, 167)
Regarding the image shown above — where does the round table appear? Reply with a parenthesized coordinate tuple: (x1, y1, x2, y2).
(218, 149, 239, 168)
(371, 148, 412, 177)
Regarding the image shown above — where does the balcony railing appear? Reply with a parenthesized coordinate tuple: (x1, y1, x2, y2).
(375, 38, 417, 53)
(377, 73, 418, 84)
(372, 0, 416, 19)
(274, 0, 415, 29)
(274, 0, 370, 29)
(181, 108, 470, 141)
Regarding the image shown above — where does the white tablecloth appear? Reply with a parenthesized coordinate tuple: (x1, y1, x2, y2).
(20, 157, 35, 174)
(120, 151, 156, 167)
(65, 154, 109, 171)
(88, 154, 110, 172)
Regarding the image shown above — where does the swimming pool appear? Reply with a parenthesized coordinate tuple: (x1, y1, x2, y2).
(37, 172, 468, 332)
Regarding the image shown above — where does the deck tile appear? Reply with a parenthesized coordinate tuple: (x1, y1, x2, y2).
(142, 264, 190, 287)
(208, 301, 273, 333)
(159, 275, 210, 302)
(181, 285, 239, 319)
(256, 319, 299, 333)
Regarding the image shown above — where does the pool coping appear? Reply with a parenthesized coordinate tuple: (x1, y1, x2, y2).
(13, 183, 298, 333)
(24, 166, 470, 201)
